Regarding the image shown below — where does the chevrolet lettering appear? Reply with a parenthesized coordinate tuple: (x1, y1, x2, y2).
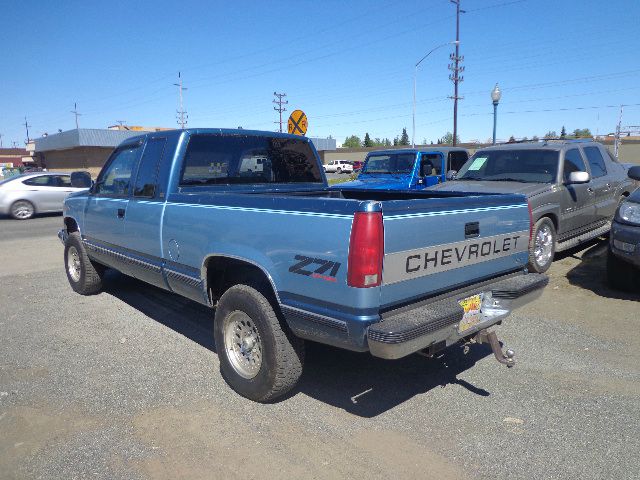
(59, 128, 547, 402)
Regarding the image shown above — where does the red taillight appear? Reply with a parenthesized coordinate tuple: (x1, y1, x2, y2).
(347, 212, 384, 288)
(528, 201, 534, 244)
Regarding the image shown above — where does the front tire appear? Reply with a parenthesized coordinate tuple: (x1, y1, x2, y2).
(64, 232, 105, 295)
(214, 284, 304, 402)
(528, 217, 556, 273)
(607, 248, 639, 291)
(10, 200, 35, 220)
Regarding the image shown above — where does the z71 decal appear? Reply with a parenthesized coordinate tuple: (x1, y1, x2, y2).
(289, 255, 341, 282)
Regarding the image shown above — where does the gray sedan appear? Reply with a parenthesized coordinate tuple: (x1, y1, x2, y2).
(0, 173, 87, 220)
(431, 140, 637, 273)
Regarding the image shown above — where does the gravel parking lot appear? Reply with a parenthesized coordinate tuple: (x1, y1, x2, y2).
(1, 215, 639, 480)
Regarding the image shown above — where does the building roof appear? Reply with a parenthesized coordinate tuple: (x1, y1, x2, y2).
(34, 129, 147, 152)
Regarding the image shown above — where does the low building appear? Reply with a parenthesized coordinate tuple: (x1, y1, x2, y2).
(0, 148, 30, 168)
(33, 129, 150, 177)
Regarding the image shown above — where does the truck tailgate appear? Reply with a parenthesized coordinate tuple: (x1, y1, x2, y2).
(380, 194, 530, 309)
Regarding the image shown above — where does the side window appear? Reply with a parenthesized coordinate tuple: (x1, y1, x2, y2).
(449, 151, 469, 172)
(563, 148, 587, 182)
(23, 175, 55, 186)
(583, 146, 607, 178)
(133, 138, 166, 198)
(95, 145, 141, 196)
(56, 176, 72, 187)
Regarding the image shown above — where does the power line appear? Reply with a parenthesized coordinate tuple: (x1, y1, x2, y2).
(273, 92, 288, 133)
(174, 72, 188, 129)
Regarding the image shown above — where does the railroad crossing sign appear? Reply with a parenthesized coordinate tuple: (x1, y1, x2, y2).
(287, 109, 308, 136)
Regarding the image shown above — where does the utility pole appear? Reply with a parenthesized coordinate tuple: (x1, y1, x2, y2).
(70, 103, 82, 129)
(0, 133, 3, 148)
(23, 116, 32, 144)
(614, 105, 623, 159)
(174, 72, 188, 129)
(273, 92, 288, 133)
(448, 0, 465, 146)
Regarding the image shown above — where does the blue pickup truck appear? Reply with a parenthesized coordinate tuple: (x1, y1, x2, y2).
(60, 129, 547, 401)
(336, 147, 469, 190)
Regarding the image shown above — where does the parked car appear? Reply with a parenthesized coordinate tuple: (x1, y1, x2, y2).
(59, 128, 547, 402)
(323, 159, 353, 174)
(430, 140, 636, 273)
(0, 172, 89, 220)
(607, 165, 640, 290)
(335, 147, 469, 190)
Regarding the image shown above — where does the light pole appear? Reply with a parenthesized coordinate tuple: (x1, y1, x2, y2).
(491, 83, 501, 145)
(413, 40, 459, 148)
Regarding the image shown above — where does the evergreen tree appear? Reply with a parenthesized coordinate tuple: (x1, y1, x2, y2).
(384, 138, 392, 146)
(400, 128, 410, 146)
(363, 133, 372, 147)
(560, 126, 566, 138)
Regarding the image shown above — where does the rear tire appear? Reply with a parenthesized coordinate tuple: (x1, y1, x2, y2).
(64, 232, 105, 295)
(607, 248, 639, 291)
(10, 200, 35, 220)
(214, 284, 304, 402)
(528, 217, 556, 273)
(336, 167, 342, 174)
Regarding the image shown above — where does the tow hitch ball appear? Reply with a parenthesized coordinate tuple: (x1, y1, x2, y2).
(473, 329, 516, 368)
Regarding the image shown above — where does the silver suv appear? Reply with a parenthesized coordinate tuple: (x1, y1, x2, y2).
(431, 140, 636, 273)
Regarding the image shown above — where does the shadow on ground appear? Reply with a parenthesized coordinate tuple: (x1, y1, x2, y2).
(103, 271, 494, 417)
(558, 238, 640, 301)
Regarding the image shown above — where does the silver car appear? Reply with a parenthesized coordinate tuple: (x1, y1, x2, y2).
(0, 172, 87, 220)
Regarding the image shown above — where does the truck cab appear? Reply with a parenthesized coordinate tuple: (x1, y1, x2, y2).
(336, 147, 469, 190)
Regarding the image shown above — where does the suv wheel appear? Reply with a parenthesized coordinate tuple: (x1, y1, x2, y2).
(214, 284, 304, 402)
(64, 232, 105, 295)
(529, 217, 556, 273)
(336, 167, 342, 174)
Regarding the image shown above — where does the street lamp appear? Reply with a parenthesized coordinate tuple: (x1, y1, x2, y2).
(413, 40, 459, 148)
(491, 83, 501, 145)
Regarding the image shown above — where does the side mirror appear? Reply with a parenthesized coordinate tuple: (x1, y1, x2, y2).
(566, 171, 590, 184)
(70, 171, 92, 188)
(446, 170, 457, 180)
(628, 166, 640, 181)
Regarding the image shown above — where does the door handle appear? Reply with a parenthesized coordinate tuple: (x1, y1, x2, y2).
(117, 208, 125, 218)
(587, 187, 594, 194)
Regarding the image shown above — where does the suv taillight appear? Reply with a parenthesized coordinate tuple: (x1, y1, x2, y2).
(347, 212, 384, 288)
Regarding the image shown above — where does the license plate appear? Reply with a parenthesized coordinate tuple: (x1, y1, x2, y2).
(458, 293, 484, 334)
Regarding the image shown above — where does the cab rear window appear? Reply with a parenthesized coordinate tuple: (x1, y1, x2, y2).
(180, 135, 323, 185)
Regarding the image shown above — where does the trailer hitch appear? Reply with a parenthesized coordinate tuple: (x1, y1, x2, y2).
(474, 329, 515, 368)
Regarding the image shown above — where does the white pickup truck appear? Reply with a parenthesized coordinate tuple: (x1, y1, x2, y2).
(323, 160, 353, 174)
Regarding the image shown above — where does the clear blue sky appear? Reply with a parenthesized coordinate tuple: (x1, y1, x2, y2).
(2, 0, 639, 147)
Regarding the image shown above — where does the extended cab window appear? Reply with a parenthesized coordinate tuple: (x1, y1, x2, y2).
(180, 135, 323, 185)
(95, 144, 141, 196)
(583, 146, 607, 178)
(134, 138, 166, 197)
(563, 148, 588, 182)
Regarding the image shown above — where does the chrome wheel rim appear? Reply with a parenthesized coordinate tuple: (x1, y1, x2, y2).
(67, 246, 81, 282)
(223, 311, 262, 379)
(12, 201, 34, 219)
(534, 225, 554, 266)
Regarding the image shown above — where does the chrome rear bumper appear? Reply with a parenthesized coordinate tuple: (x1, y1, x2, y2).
(367, 273, 548, 360)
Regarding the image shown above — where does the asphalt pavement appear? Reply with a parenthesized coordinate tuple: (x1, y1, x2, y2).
(1, 215, 639, 480)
